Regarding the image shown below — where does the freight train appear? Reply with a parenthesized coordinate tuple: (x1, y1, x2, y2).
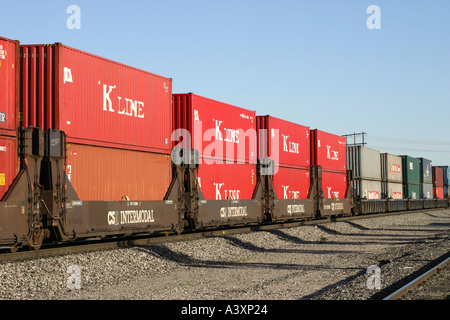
(0, 36, 448, 252)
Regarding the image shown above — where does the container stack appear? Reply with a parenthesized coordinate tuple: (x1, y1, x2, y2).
(310, 130, 347, 199)
(173, 93, 257, 201)
(418, 158, 433, 199)
(401, 156, 420, 199)
(432, 166, 444, 199)
(20, 43, 174, 201)
(437, 166, 449, 197)
(0, 36, 20, 200)
(346, 146, 381, 200)
(380, 153, 403, 199)
(257, 116, 310, 199)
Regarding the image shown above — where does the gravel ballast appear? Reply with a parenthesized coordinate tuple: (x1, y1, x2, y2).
(0, 209, 449, 300)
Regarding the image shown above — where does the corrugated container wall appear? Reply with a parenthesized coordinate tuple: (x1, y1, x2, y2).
(347, 146, 381, 180)
(172, 93, 256, 164)
(418, 158, 432, 183)
(404, 183, 420, 199)
(434, 187, 444, 199)
(401, 156, 420, 185)
(310, 129, 346, 173)
(272, 166, 310, 200)
(0, 136, 19, 200)
(0, 36, 20, 135)
(432, 167, 444, 187)
(382, 182, 403, 199)
(20, 43, 172, 154)
(196, 162, 256, 200)
(66, 144, 172, 201)
(437, 166, 449, 186)
(256, 115, 310, 169)
(321, 170, 348, 199)
(420, 183, 433, 199)
(381, 153, 402, 183)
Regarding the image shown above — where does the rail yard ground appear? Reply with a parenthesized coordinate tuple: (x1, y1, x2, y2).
(0, 209, 449, 303)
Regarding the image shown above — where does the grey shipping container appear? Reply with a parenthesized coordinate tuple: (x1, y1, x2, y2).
(381, 181, 403, 199)
(381, 153, 402, 183)
(418, 158, 432, 183)
(352, 179, 382, 200)
(347, 146, 381, 180)
(420, 183, 433, 199)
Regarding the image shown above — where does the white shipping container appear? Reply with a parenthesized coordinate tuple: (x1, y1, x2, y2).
(352, 179, 381, 200)
(381, 153, 403, 183)
(382, 181, 403, 199)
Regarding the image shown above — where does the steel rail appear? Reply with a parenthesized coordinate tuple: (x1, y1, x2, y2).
(383, 256, 450, 300)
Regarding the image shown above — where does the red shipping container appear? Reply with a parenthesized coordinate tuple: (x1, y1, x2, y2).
(432, 166, 444, 187)
(257, 115, 310, 169)
(0, 135, 19, 200)
(66, 143, 172, 201)
(310, 129, 347, 173)
(321, 170, 348, 199)
(273, 166, 310, 199)
(197, 162, 256, 200)
(173, 93, 256, 164)
(434, 186, 444, 199)
(20, 43, 172, 154)
(0, 36, 20, 134)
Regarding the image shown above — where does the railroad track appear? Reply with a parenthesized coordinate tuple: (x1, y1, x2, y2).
(382, 254, 450, 300)
(0, 208, 446, 264)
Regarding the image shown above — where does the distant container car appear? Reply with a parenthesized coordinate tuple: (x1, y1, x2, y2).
(172, 93, 256, 164)
(437, 166, 449, 186)
(0, 36, 20, 135)
(20, 43, 172, 154)
(418, 158, 433, 184)
(434, 186, 444, 199)
(347, 146, 381, 180)
(432, 166, 444, 187)
(381, 153, 402, 183)
(420, 183, 433, 199)
(401, 156, 421, 185)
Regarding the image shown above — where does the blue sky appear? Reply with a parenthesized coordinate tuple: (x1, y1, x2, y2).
(1, 0, 449, 165)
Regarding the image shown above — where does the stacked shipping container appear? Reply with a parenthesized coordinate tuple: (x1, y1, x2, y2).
(20, 43, 173, 201)
(0, 36, 20, 200)
(310, 130, 347, 199)
(257, 116, 310, 199)
(437, 166, 449, 197)
(380, 153, 403, 199)
(432, 166, 444, 199)
(419, 158, 433, 199)
(346, 146, 381, 200)
(401, 156, 420, 199)
(172, 93, 257, 200)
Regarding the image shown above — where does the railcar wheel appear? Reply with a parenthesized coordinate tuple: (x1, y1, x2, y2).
(28, 228, 44, 250)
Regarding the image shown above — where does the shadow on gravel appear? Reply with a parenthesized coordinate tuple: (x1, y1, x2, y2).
(135, 243, 363, 273)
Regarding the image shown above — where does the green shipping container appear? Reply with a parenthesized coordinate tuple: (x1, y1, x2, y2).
(403, 183, 420, 199)
(401, 156, 420, 184)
